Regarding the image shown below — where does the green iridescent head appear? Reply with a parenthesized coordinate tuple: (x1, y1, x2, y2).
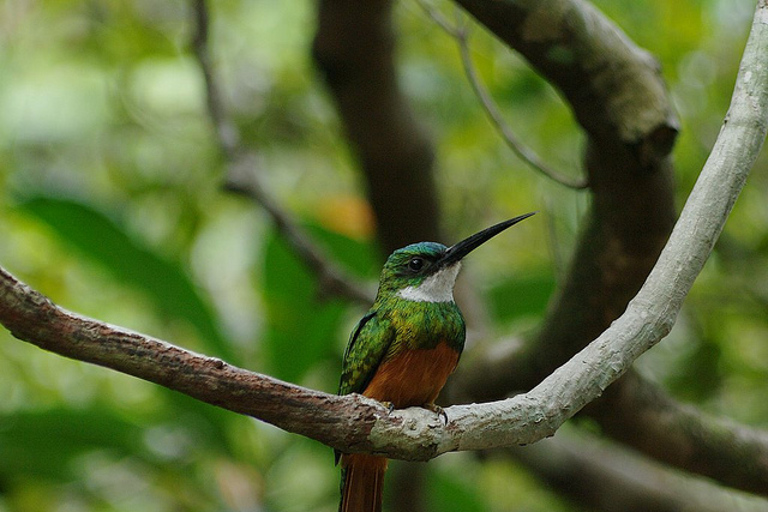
(375, 212, 536, 302)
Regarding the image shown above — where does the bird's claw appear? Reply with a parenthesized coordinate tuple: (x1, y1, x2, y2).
(380, 401, 395, 413)
(424, 403, 448, 425)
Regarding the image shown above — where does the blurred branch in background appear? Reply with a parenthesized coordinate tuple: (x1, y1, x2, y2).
(455, 0, 768, 496)
(503, 428, 768, 512)
(312, 0, 443, 255)
(453, 0, 678, 392)
(418, 0, 589, 189)
(189, 0, 372, 305)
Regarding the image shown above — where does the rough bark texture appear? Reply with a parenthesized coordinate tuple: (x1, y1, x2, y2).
(2, 0, 768, 504)
(453, 0, 677, 396)
(450, 0, 768, 495)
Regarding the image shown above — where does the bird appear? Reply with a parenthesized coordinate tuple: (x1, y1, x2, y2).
(336, 212, 536, 512)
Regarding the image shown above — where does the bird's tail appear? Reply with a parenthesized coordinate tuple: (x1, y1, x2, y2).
(339, 453, 388, 512)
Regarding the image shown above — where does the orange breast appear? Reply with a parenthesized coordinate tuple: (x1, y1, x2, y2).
(362, 342, 460, 408)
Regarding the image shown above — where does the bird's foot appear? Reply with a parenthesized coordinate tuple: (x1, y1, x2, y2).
(424, 403, 448, 424)
(380, 400, 395, 413)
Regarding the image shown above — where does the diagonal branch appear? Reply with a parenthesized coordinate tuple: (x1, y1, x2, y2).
(1, 0, 767, 499)
(505, 430, 768, 512)
(189, 0, 372, 305)
(459, 0, 768, 495)
(452, 0, 679, 398)
(3, 9, 768, 477)
(586, 369, 768, 496)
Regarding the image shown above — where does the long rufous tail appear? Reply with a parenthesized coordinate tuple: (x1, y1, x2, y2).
(339, 453, 388, 512)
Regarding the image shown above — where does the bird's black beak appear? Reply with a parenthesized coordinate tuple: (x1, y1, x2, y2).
(437, 212, 536, 269)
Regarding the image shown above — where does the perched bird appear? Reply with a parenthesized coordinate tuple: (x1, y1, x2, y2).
(337, 213, 536, 512)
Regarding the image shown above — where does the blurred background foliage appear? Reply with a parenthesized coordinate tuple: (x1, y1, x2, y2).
(0, 0, 766, 511)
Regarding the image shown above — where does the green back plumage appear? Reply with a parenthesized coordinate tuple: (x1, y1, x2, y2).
(338, 241, 466, 398)
(338, 297, 465, 396)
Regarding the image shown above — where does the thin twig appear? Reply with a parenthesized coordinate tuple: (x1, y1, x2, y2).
(417, 0, 588, 189)
(188, 0, 372, 305)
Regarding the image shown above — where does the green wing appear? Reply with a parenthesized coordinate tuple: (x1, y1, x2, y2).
(338, 309, 395, 396)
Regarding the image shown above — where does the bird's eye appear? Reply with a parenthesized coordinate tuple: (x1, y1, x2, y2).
(408, 257, 424, 272)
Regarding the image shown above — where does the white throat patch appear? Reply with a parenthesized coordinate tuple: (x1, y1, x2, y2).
(397, 263, 461, 303)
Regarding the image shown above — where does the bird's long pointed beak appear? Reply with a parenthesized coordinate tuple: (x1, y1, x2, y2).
(438, 212, 536, 268)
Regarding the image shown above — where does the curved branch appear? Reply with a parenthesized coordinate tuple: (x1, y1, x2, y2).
(4, 7, 768, 463)
(452, 0, 679, 395)
(455, 22, 589, 190)
(460, 0, 768, 495)
(418, 1, 588, 189)
(0, 264, 576, 459)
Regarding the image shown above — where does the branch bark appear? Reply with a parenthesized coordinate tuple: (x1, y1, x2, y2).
(2, 0, 767, 500)
(190, 0, 372, 305)
(453, 0, 678, 396)
(504, 430, 768, 512)
(312, 0, 443, 254)
(458, 0, 768, 495)
(4, 7, 768, 468)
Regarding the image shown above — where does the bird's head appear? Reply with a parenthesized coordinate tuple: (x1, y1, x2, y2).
(376, 212, 536, 303)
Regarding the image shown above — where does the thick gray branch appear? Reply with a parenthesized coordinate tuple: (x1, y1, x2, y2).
(505, 430, 768, 512)
(0, 1, 767, 496)
(454, 0, 678, 396)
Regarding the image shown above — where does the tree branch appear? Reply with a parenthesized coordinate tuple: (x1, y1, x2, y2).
(0, 264, 582, 459)
(312, 0, 443, 254)
(460, 0, 768, 495)
(453, 0, 679, 396)
(586, 369, 768, 496)
(504, 429, 768, 512)
(4, 7, 768, 464)
(417, 1, 588, 189)
(189, 0, 372, 305)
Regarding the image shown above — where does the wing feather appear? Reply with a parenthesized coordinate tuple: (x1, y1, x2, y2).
(338, 309, 394, 396)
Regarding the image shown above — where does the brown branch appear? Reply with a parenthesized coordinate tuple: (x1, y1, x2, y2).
(455, 0, 768, 496)
(312, 0, 443, 254)
(453, 0, 679, 395)
(0, 264, 599, 460)
(189, 0, 372, 305)
(0, 264, 382, 454)
(586, 370, 768, 497)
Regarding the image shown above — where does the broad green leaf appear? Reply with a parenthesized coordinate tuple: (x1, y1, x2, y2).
(261, 223, 377, 384)
(0, 408, 144, 480)
(16, 195, 235, 363)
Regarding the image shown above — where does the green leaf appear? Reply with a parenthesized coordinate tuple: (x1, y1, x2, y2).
(16, 195, 235, 363)
(262, 227, 345, 383)
(261, 223, 377, 383)
(0, 408, 144, 480)
(426, 465, 486, 512)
